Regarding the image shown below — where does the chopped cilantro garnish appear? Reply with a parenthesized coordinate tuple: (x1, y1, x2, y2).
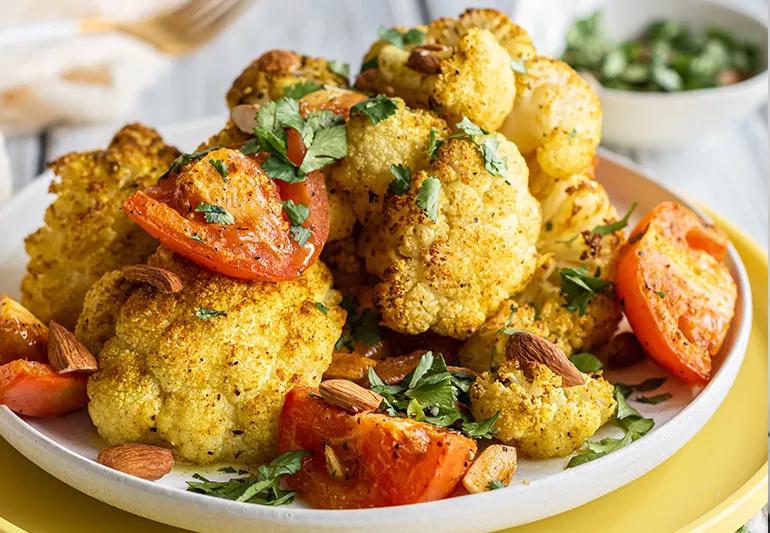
(388, 163, 412, 195)
(635, 393, 672, 405)
(190, 233, 204, 242)
(614, 377, 666, 398)
(208, 159, 228, 181)
(455, 116, 488, 137)
(545, 221, 553, 231)
(195, 203, 234, 225)
(378, 26, 425, 48)
(290, 226, 312, 246)
(328, 60, 350, 79)
(283, 80, 322, 99)
(186, 450, 309, 505)
(431, 117, 508, 179)
(569, 352, 603, 373)
(360, 56, 379, 71)
(559, 266, 612, 316)
(487, 480, 507, 490)
(510, 59, 528, 74)
(350, 95, 397, 124)
(314, 302, 329, 314)
(461, 412, 500, 439)
(335, 294, 382, 351)
(479, 136, 508, 179)
(656, 290, 666, 299)
(417, 176, 441, 222)
(281, 199, 312, 245)
(161, 147, 218, 179)
(195, 307, 227, 320)
(298, 124, 347, 173)
(592, 202, 637, 236)
(426, 127, 442, 161)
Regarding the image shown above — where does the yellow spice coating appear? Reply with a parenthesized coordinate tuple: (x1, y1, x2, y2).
(86, 248, 345, 466)
(470, 360, 616, 458)
(358, 136, 540, 339)
(21, 124, 178, 328)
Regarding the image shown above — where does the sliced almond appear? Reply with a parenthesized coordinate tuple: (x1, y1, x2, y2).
(406, 48, 442, 74)
(462, 444, 517, 494)
(319, 379, 383, 413)
(48, 322, 98, 373)
(97, 443, 174, 481)
(324, 444, 347, 480)
(122, 265, 183, 293)
(506, 331, 584, 387)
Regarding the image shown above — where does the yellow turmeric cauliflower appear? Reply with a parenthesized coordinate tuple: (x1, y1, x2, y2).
(501, 56, 602, 179)
(86, 248, 345, 466)
(470, 360, 616, 458)
(460, 166, 624, 371)
(226, 49, 348, 109)
(330, 98, 449, 225)
(356, 28, 515, 132)
(358, 135, 540, 339)
(21, 124, 178, 328)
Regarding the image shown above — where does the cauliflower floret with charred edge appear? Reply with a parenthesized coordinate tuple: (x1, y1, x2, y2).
(460, 165, 624, 371)
(501, 56, 602, 179)
(86, 248, 345, 466)
(357, 28, 515, 132)
(331, 98, 449, 226)
(470, 360, 616, 458)
(21, 124, 179, 329)
(226, 49, 348, 109)
(358, 135, 540, 339)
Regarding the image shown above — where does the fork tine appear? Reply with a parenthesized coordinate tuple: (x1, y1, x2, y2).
(183, 0, 241, 27)
(179, 0, 250, 38)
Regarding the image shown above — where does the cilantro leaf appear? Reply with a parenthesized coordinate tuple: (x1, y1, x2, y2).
(388, 163, 412, 195)
(360, 56, 378, 71)
(208, 159, 228, 181)
(262, 156, 304, 183)
(510, 59, 528, 74)
(299, 124, 347, 173)
(281, 199, 310, 226)
(195, 203, 235, 225)
(283, 80, 322, 99)
(461, 412, 500, 439)
(426, 127, 443, 162)
(350, 95, 397, 124)
(634, 393, 672, 405)
(487, 480, 506, 490)
(479, 136, 508, 178)
(614, 377, 666, 398)
(454, 116, 487, 137)
(186, 450, 309, 505)
(567, 431, 634, 468)
(314, 302, 329, 314)
(335, 295, 382, 351)
(378, 26, 425, 48)
(195, 307, 227, 320)
(290, 226, 312, 246)
(559, 266, 612, 315)
(569, 352, 603, 373)
(328, 60, 350, 79)
(417, 176, 441, 222)
(592, 202, 637, 236)
(614, 385, 642, 420)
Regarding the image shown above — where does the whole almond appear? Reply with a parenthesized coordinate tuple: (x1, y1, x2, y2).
(463, 444, 517, 494)
(122, 265, 183, 293)
(406, 49, 442, 74)
(506, 331, 584, 387)
(48, 322, 98, 373)
(230, 103, 261, 134)
(97, 443, 174, 481)
(319, 379, 383, 413)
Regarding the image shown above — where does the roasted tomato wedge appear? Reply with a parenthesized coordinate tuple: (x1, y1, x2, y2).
(615, 201, 737, 385)
(299, 88, 368, 119)
(0, 295, 48, 364)
(123, 141, 329, 281)
(279, 387, 477, 509)
(0, 360, 87, 417)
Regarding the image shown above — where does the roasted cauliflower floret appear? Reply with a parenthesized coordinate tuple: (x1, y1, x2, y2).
(460, 167, 624, 371)
(226, 49, 348, 109)
(357, 28, 515, 132)
(501, 56, 602, 179)
(331, 98, 449, 225)
(75, 270, 133, 355)
(22, 124, 179, 328)
(358, 135, 540, 339)
(470, 360, 615, 458)
(87, 248, 345, 466)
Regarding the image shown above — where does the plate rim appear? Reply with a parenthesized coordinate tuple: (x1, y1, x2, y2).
(0, 147, 754, 532)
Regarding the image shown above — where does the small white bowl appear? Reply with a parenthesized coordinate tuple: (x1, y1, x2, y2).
(588, 0, 768, 149)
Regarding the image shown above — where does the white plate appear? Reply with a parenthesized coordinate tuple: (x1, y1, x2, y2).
(0, 120, 752, 532)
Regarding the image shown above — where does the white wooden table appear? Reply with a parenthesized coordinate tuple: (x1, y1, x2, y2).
(2, 0, 767, 530)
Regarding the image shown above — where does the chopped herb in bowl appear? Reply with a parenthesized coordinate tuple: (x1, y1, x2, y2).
(562, 12, 761, 92)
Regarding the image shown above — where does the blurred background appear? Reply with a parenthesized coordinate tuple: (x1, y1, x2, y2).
(0, 0, 766, 252)
(0, 0, 766, 530)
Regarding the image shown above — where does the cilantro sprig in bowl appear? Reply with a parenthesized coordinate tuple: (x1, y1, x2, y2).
(562, 0, 767, 149)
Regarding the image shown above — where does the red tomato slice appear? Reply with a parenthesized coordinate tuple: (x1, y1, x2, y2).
(279, 387, 477, 509)
(615, 201, 737, 384)
(123, 134, 329, 281)
(0, 360, 87, 417)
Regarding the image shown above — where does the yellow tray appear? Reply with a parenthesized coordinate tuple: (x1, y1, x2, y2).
(0, 213, 766, 533)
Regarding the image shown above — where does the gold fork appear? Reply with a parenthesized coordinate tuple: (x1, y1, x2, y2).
(0, 0, 252, 56)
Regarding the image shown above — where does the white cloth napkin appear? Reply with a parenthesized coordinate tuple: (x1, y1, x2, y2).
(0, 0, 180, 202)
